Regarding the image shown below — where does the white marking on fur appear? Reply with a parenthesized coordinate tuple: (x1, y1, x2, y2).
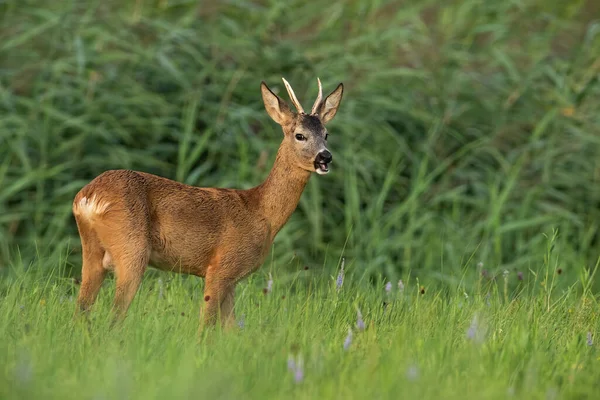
(74, 194, 110, 219)
(102, 251, 113, 270)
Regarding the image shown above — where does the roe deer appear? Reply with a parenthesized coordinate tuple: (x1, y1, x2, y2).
(72, 77, 344, 328)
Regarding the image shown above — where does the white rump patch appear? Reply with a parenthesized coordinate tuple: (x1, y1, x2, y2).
(74, 194, 111, 219)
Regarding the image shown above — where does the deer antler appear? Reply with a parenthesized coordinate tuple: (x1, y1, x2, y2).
(310, 77, 323, 115)
(281, 77, 305, 114)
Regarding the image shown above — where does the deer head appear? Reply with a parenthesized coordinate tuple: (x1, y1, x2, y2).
(260, 78, 344, 175)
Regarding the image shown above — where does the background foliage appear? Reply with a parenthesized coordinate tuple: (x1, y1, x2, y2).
(1, 0, 599, 290)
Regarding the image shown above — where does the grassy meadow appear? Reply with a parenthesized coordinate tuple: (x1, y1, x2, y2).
(1, 0, 600, 398)
(1, 247, 599, 399)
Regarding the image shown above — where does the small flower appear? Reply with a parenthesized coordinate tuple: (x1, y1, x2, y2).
(477, 261, 484, 268)
(466, 314, 486, 344)
(157, 278, 164, 299)
(266, 273, 273, 293)
(587, 332, 593, 346)
(238, 314, 245, 329)
(406, 365, 419, 381)
(343, 328, 353, 351)
(467, 317, 478, 340)
(517, 271, 523, 281)
(561, 106, 575, 117)
(356, 309, 365, 331)
(463, 291, 469, 300)
(336, 258, 345, 291)
(398, 279, 405, 293)
(385, 281, 392, 293)
(287, 355, 304, 383)
(15, 351, 32, 385)
(287, 355, 296, 372)
(503, 269, 509, 280)
(294, 362, 304, 383)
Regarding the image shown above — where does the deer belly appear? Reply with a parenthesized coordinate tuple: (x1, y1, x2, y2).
(149, 249, 210, 277)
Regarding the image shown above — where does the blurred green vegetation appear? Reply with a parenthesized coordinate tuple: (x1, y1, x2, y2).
(1, 0, 599, 289)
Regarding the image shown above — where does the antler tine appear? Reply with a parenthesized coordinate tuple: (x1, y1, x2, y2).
(281, 77, 305, 114)
(311, 77, 323, 115)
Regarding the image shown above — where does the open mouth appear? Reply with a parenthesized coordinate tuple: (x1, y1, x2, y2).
(314, 160, 330, 175)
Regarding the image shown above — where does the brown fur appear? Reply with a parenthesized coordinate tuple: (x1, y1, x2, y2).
(72, 78, 344, 329)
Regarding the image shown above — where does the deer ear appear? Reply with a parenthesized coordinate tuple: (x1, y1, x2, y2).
(261, 81, 294, 126)
(316, 83, 343, 125)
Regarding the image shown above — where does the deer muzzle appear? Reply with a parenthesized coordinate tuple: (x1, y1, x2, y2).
(314, 150, 332, 175)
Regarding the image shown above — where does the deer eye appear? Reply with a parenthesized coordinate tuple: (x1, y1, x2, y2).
(295, 134, 306, 141)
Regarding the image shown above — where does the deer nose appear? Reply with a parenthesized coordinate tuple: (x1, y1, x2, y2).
(316, 150, 332, 164)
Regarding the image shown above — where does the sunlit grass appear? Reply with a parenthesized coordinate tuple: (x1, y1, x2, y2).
(1, 244, 599, 399)
(1, 1, 600, 398)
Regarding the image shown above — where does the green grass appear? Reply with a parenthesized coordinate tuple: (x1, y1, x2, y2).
(2, 1, 600, 398)
(1, 239, 599, 400)
(1, 0, 600, 290)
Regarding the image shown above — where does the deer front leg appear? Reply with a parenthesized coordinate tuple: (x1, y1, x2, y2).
(220, 286, 236, 328)
(200, 271, 236, 330)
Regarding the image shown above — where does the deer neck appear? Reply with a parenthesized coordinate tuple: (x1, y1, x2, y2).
(256, 146, 311, 239)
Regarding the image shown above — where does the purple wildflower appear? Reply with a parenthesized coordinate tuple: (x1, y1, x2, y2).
(385, 281, 392, 293)
(466, 316, 478, 340)
(287, 355, 296, 371)
(343, 328, 353, 351)
(15, 351, 32, 385)
(466, 314, 486, 343)
(336, 258, 345, 291)
(398, 279, 404, 293)
(266, 273, 273, 293)
(287, 355, 304, 383)
(406, 365, 419, 381)
(157, 278, 164, 299)
(356, 308, 365, 331)
(294, 366, 304, 383)
(587, 332, 593, 346)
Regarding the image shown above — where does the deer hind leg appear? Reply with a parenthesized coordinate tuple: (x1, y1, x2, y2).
(94, 222, 150, 322)
(109, 245, 149, 321)
(75, 219, 108, 315)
